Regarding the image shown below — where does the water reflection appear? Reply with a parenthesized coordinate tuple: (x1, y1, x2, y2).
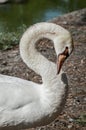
(0, 0, 86, 32)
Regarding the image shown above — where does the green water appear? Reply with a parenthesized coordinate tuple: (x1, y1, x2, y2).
(0, 0, 86, 49)
(0, 0, 86, 32)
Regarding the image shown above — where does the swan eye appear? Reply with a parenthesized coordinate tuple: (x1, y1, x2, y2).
(63, 46, 69, 58)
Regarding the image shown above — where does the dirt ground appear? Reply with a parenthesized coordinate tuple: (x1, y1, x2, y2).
(0, 8, 86, 130)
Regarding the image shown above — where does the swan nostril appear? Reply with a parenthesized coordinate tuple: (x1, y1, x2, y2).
(64, 47, 69, 57)
(66, 46, 68, 49)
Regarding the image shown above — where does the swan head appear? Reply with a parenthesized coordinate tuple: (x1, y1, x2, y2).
(54, 33, 74, 74)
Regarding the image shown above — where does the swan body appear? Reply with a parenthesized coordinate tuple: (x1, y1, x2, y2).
(0, 22, 73, 129)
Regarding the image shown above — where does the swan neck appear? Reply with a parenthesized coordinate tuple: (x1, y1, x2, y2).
(20, 23, 67, 83)
(20, 24, 57, 77)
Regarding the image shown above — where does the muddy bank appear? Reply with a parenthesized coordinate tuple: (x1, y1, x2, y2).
(0, 8, 86, 130)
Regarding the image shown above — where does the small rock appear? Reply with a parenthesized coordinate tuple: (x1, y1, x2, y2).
(2, 61, 7, 65)
(63, 21, 68, 24)
(68, 124, 73, 129)
(69, 118, 74, 122)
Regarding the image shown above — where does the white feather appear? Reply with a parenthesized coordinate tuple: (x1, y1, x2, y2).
(0, 22, 73, 129)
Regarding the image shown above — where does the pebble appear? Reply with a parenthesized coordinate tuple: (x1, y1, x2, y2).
(68, 124, 73, 129)
(2, 61, 7, 65)
(69, 118, 74, 122)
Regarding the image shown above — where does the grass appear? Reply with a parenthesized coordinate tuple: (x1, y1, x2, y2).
(75, 114, 86, 126)
(0, 24, 27, 50)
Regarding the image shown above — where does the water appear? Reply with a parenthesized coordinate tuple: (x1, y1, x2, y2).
(0, 0, 85, 50)
(0, 0, 86, 33)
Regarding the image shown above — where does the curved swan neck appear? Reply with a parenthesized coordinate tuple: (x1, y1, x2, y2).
(20, 22, 68, 81)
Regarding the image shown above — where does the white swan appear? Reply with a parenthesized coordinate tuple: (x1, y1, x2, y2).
(0, 22, 73, 129)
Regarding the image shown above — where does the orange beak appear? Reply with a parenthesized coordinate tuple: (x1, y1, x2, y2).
(57, 47, 69, 74)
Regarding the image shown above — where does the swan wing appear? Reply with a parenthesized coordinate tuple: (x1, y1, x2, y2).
(0, 74, 40, 110)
